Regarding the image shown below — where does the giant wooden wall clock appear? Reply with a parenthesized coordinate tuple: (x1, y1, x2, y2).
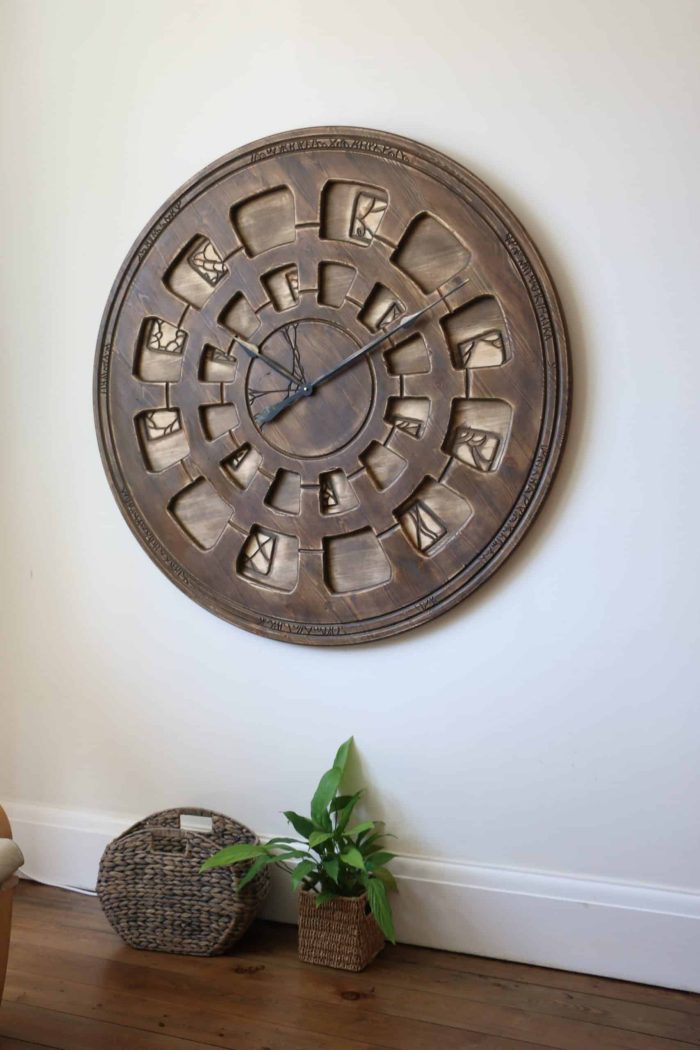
(94, 127, 569, 644)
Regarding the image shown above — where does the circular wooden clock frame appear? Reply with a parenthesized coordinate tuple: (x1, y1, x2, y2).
(94, 127, 570, 645)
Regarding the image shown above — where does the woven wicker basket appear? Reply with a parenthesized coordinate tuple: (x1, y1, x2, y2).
(298, 890, 385, 971)
(97, 808, 269, 955)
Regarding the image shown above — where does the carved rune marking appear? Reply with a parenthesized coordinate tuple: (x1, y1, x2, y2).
(285, 267, 300, 302)
(137, 200, 182, 259)
(118, 486, 192, 586)
(282, 323, 306, 389)
(477, 445, 550, 565)
(200, 345, 238, 384)
(458, 330, 503, 368)
(351, 192, 387, 243)
(98, 340, 111, 394)
(247, 383, 289, 407)
(189, 239, 227, 286)
(241, 529, 276, 577)
(402, 500, 446, 553)
(377, 301, 403, 331)
(394, 416, 423, 438)
(360, 285, 405, 333)
(144, 409, 181, 440)
(228, 445, 249, 470)
(250, 137, 406, 162)
(504, 234, 553, 340)
(256, 616, 345, 637)
(319, 470, 357, 515)
(248, 323, 307, 409)
(320, 475, 338, 511)
(452, 425, 500, 471)
(263, 264, 300, 311)
(147, 320, 186, 355)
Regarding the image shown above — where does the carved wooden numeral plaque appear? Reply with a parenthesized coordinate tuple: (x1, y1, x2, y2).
(94, 127, 569, 644)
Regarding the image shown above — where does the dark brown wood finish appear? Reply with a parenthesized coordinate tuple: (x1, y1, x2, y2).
(3, 884, 699, 1050)
(94, 127, 569, 644)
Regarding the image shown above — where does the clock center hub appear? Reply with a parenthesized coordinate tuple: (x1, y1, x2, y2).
(247, 319, 375, 458)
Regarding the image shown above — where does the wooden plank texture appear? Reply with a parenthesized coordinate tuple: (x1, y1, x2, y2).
(1, 883, 699, 1050)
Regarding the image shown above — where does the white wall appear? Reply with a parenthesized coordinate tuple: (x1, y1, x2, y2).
(2, 0, 699, 990)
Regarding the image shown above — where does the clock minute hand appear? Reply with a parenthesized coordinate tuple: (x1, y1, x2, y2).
(255, 280, 469, 427)
(303, 298, 447, 389)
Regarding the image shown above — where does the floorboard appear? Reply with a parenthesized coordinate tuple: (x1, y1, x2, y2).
(1, 882, 698, 1049)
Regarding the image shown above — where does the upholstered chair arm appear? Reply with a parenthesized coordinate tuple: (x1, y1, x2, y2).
(0, 840, 23, 891)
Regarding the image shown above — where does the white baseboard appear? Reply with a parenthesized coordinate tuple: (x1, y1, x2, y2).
(5, 800, 700, 992)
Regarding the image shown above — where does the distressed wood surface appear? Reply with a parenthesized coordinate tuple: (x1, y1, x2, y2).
(2, 883, 699, 1050)
(94, 127, 570, 644)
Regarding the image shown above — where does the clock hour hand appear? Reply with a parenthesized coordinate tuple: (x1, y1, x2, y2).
(255, 278, 469, 427)
(254, 380, 314, 426)
(234, 336, 301, 387)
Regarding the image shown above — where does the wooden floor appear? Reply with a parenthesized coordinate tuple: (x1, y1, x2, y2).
(1, 883, 699, 1050)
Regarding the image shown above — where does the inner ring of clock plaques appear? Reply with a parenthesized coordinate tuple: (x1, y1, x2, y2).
(247, 319, 375, 458)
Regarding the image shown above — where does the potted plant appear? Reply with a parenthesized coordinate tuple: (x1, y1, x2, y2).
(201, 738, 397, 971)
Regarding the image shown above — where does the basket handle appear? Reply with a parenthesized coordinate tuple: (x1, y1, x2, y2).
(113, 808, 244, 843)
(178, 812, 215, 833)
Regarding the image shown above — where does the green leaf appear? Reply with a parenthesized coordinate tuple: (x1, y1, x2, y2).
(329, 793, 361, 814)
(372, 866, 398, 893)
(323, 857, 340, 884)
(336, 791, 362, 833)
(345, 821, 375, 839)
(319, 809, 333, 833)
(332, 737, 353, 778)
(366, 878, 396, 943)
(339, 847, 366, 870)
(264, 837, 302, 847)
(315, 891, 336, 906)
(310, 766, 342, 827)
(311, 738, 355, 826)
(274, 849, 312, 861)
(290, 859, 317, 889)
(283, 811, 315, 839)
(238, 853, 277, 889)
(365, 851, 396, 871)
(359, 832, 384, 854)
(308, 830, 333, 849)
(199, 843, 270, 871)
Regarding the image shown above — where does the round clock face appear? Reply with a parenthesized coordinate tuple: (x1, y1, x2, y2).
(95, 127, 569, 644)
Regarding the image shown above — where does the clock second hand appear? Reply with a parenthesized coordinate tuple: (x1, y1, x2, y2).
(255, 278, 470, 427)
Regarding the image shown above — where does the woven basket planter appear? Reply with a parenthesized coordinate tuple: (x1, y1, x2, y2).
(297, 890, 385, 971)
(97, 808, 269, 956)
